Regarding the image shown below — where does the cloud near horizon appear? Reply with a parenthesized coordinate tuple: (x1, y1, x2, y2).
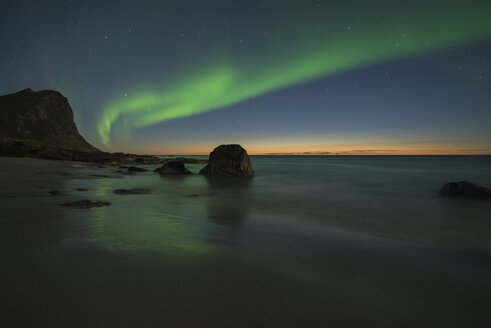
(261, 150, 398, 155)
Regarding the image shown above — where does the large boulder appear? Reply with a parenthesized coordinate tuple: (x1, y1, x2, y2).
(199, 144, 254, 177)
(159, 161, 192, 175)
(440, 181, 491, 200)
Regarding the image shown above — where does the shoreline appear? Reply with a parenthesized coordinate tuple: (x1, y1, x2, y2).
(1, 155, 491, 327)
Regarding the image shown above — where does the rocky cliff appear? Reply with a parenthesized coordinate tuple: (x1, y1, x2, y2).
(0, 88, 165, 164)
(0, 88, 101, 159)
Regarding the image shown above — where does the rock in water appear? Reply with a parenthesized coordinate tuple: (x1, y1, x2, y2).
(159, 161, 193, 175)
(162, 157, 208, 164)
(113, 188, 151, 195)
(440, 181, 491, 199)
(128, 166, 148, 172)
(0, 88, 101, 159)
(199, 144, 254, 177)
(61, 200, 110, 208)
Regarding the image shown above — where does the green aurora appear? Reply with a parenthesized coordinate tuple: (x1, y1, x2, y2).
(98, 2, 491, 147)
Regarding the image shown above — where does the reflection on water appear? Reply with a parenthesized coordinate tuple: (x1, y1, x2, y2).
(46, 156, 491, 260)
(83, 175, 220, 257)
(205, 176, 252, 225)
(67, 171, 255, 255)
(2, 156, 491, 327)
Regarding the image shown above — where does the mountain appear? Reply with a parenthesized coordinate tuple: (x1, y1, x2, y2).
(0, 88, 162, 164)
(0, 88, 101, 158)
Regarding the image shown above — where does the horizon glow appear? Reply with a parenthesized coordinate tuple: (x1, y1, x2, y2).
(98, 2, 491, 147)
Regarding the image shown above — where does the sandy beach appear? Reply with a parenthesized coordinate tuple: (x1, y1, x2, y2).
(1, 155, 491, 327)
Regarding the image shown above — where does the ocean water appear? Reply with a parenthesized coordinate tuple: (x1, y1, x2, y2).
(1, 156, 491, 327)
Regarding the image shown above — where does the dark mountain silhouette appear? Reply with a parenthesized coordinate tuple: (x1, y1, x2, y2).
(0, 88, 162, 164)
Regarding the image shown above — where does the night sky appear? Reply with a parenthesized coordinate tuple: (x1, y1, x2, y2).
(1, 0, 490, 155)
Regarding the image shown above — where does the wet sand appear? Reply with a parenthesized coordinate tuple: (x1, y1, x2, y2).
(1, 156, 491, 327)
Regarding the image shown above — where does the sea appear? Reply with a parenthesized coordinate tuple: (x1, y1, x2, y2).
(1, 155, 491, 327)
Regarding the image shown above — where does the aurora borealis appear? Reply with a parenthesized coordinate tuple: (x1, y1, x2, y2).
(98, 1, 491, 147)
(1, 0, 491, 154)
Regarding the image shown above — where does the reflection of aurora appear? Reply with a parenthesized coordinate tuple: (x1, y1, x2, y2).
(67, 177, 221, 256)
(98, 1, 491, 146)
(79, 176, 341, 287)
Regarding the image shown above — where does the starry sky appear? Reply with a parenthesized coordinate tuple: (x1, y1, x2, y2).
(1, 0, 491, 155)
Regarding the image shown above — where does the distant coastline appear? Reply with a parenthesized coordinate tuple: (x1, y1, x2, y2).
(156, 154, 491, 157)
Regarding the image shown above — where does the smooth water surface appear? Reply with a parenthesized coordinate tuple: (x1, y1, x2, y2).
(1, 156, 490, 327)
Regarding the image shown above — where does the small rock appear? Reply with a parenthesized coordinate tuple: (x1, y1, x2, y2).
(153, 167, 161, 173)
(49, 190, 61, 196)
(128, 166, 148, 172)
(113, 188, 151, 195)
(61, 200, 110, 208)
(159, 161, 193, 175)
(440, 181, 491, 199)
